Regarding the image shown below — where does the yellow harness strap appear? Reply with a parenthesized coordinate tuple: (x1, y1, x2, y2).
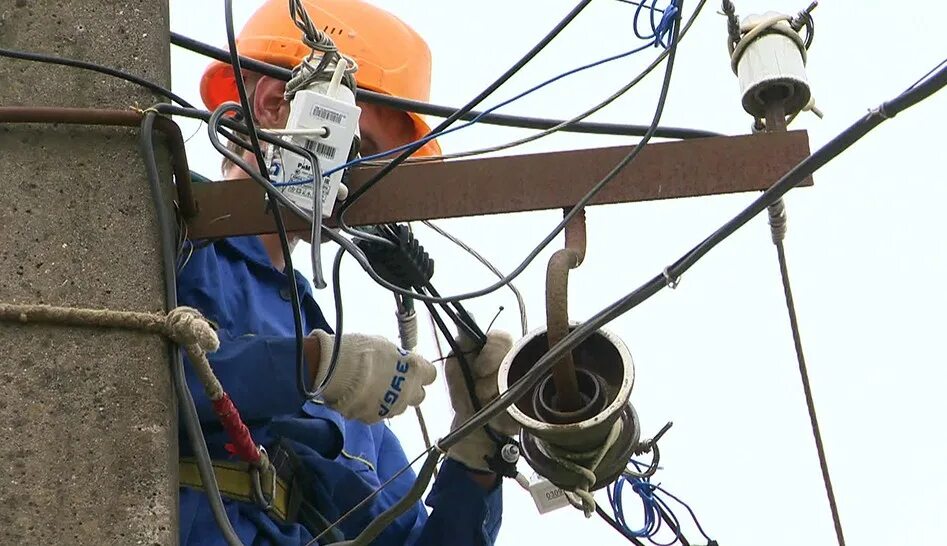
(178, 458, 291, 522)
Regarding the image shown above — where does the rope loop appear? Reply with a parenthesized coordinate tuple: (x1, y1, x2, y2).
(165, 306, 219, 351)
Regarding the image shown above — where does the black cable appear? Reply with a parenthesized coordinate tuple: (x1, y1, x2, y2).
(163, 0, 688, 308)
(139, 113, 245, 546)
(655, 499, 690, 546)
(0, 46, 194, 108)
(774, 239, 845, 546)
(206, 103, 346, 398)
(169, 31, 718, 140)
(420, 289, 506, 448)
(338, 0, 594, 243)
(597, 504, 648, 546)
(441, 58, 947, 452)
(223, 0, 311, 401)
(308, 7, 687, 540)
(343, 0, 592, 198)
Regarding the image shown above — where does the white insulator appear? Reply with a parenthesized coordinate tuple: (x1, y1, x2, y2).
(734, 12, 811, 118)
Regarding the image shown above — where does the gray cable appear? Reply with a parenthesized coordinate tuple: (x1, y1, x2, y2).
(769, 203, 846, 546)
(422, 220, 528, 336)
(140, 113, 245, 546)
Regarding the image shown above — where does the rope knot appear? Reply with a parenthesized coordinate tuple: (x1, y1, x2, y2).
(165, 306, 219, 352)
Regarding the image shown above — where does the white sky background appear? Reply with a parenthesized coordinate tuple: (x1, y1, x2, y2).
(169, 2, 947, 545)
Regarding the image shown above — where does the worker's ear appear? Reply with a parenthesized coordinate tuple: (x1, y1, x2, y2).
(253, 76, 290, 130)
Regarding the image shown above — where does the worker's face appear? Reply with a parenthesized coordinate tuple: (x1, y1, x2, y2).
(227, 75, 419, 243)
(227, 74, 417, 177)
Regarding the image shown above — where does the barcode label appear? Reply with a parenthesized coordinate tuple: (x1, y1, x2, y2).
(304, 139, 337, 160)
(311, 105, 345, 125)
(284, 183, 312, 199)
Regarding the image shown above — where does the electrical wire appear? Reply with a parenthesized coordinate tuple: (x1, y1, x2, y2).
(773, 236, 846, 546)
(139, 112, 245, 546)
(163, 0, 686, 311)
(169, 30, 717, 140)
(608, 458, 711, 545)
(337, 0, 624, 244)
(422, 220, 529, 336)
(202, 36, 946, 546)
(206, 103, 349, 399)
(336, 0, 594, 246)
(0, 46, 194, 108)
(312, 3, 679, 180)
(360, 0, 709, 167)
(597, 503, 649, 546)
(223, 0, 311, 401)
(439, 47, 947, 466)
(158, 2, 706, 311)
(330, 56, 947, 538)
(299, 5, 686, 542)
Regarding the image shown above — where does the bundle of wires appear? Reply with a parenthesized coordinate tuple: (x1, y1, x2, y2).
(274, 0, 681, 186)
(606, 459, 714, 545)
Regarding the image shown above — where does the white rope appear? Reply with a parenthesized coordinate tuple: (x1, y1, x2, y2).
(539, 419, 623, 517)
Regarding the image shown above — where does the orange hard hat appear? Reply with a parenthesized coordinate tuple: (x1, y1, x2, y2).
(200, 0, 440, 156)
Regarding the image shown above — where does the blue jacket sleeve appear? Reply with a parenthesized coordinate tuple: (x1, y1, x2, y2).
(184, 329, 311, 424)
(412, 458, 504, 546)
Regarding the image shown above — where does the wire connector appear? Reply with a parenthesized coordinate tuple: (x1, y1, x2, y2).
(356, 224, 435, 290)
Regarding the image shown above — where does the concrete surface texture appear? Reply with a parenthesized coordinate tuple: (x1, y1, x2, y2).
(0, 1, 178, 544)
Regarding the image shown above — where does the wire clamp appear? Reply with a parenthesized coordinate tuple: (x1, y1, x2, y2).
(870, 104, 893, 120)
(662, 267, 681, 289)
(485, 437, 521, 479)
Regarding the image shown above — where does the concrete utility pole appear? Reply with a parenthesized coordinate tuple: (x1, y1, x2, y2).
(0, 2, 177, 545)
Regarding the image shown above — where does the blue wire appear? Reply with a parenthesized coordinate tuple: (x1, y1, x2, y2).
(608, 440, 714, 544)
(655, 485, 714, 543)
(274, 0, 680, 188)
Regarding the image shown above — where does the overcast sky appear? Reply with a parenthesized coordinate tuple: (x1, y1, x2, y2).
(169, 2, 947, 545)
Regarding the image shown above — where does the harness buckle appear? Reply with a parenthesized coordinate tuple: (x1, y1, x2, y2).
(250, 446, 277, 511)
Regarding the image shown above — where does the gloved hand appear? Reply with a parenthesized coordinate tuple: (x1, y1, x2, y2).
(444, 330, 519, 473)
(309, 330, 436, 424)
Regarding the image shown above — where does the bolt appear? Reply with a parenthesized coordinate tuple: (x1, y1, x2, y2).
(500, 443, 520, 464)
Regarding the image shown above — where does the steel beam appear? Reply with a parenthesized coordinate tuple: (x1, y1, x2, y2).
(187, 130, 812, 239)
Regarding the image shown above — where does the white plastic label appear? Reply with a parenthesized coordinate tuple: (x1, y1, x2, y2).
(528, 477, 571, 515)
(271, 85, 361, 218)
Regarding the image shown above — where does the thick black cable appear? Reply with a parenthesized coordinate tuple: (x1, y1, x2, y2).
(420, 289, 505, 447)
(441, 59, 947, 453)
(223, 0, 311, 401)
(774, 240, 845, 546)
(163, 0, 685, 309)
(139, 113, 245, 546)
(596, 503, 648, 546)
(0, 46, 194, 108)
(309, 4, 686, 540)
(168, 31, 718, 140)
(341, 0, 591, 209)
(338, 1, 595, 246)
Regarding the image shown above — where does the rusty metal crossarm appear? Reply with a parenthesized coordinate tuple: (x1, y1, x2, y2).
(186, 130, 812, 240)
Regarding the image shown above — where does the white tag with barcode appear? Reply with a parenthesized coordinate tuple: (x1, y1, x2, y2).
(276, 83, 361, 218)
(528, 477, 571, 515)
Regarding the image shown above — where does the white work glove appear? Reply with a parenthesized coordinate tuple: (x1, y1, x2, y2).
(310, 330, 436, 425)
(445, 330, 519, 472)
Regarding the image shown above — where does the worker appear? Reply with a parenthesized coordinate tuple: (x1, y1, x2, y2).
(178, 1, 519, 545)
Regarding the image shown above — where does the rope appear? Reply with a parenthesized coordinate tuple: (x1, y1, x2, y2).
(769, 221, 846, 546)
(729, 13, 805, 74)
(541, 419, 623, 518)
(0, 302, 266, 468)
(0, 304, 220, 391)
